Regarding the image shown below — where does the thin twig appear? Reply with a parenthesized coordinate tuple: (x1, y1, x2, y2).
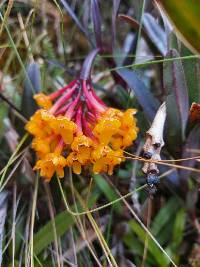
(43, 182, 61, 267)
(0, 93, 27, 123)
(141, 198, 152, 267)
(105, 177, 177, 267)
(17, 12, 34, 61)
(30, 173, 39, 267)
(0, 0, 14, 36)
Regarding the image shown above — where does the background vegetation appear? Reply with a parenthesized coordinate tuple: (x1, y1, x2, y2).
(0, 0, 200, 266)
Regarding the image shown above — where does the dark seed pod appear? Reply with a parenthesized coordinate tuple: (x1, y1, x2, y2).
(143, 151, 152, 159)
(146, 173, 159, 186)
(154, 143, 161, 148)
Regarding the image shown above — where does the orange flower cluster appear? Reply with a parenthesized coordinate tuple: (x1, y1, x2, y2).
(26, 53, 138, 180)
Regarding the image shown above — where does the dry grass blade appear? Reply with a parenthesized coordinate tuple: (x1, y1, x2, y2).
(124, 152, 200, 173)
(141, 198, 152, 267)
(57, 176, 118, 267)
(11, 182, 17, 267)
(0, 0, 13, 36)
(17, 12, 34, 61)
(0, 191, 8, 265)
(105, 177, 178, 267)
(0, 134, 29, 190)
(0, 150, 27, 192)
(55, 168, 176, 217)
(63, 225, 105, 260)
(43, 182, 61, 267)
(73, 188, 118, 267)
(29, 173, 39, 267)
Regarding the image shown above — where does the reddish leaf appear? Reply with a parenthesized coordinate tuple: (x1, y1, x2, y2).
(80, 49, 100, 80)
(118, 14, 167, 56)
(118, 14, 148, 40)
(112, 0, 121, 51)
(60, 0, 94, 47)
(179, 125, 200, 187)
(189, 102, 200, 123)
(164, 49, 189, 146)
(91, 0, 102, 49)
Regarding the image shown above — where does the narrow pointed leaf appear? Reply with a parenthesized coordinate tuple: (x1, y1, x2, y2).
(118, 14, 147, 38)
(93, 174, 123, 214)
(60, 0, 94, 47)
(118, 14, 166, 57)
(21, 61, 41, 118)
(91, 0, 102, 49)
(33, 210, 74, 255)
(0, 191, 8, 265)
(142, 13, 167, 56)
(117, 69, 159, 121)
(179, 125, 200, 183)
(171, 208, 186, 250)
(34, 192, 100, 255)
(80, 48, 99, 80)
(112, 0, 121, 50)
(129, 220, 169, 266)
(181, 46, 200, 104)
(164, 49, 189, 151)
(151, 196, 181, 237)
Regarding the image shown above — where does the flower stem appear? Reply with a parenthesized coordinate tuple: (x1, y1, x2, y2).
(49, 85, 77, 114)
(82, 80, 106, 113)
(65, 92, 81, 119)
(75, 105, 83, 134)
(54, 102, 71, 116)
(49, 79, 77, 100)
(82, 117, 95, 140)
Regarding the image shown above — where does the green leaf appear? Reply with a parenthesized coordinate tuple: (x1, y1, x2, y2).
(93, 174, 123, 214)
(157, 0, 200, 54)
(129, 220, 169, 267)
(33, 210, 74, 255)
(123, 232, 155, 265)
(33, 190, 100, 256)
(181, 45, 200, 104)
(171, 208, 186, 251)
(8, 260, 20, 267)
(0, 104, 8, 137)
(151, 196, 181, 239)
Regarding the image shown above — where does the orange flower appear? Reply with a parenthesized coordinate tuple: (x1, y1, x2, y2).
(93, 117, 121, 145)
(66, 135, 94, 174)
(34, 93, 52, 109)
(25, 51, 139, 179)
(49, 116, 77, 144)
(66, 152, 82, 174)
(35, 110, 77, 144)
(110, 135, 123, 150)
(25, 110, 52, 138)
(33, 152, 66, 181)
(31, 138, 51, 158)
(121, 109, 137, 128)
(71, 135, 93, 150)
(92, 145, 124, 175)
